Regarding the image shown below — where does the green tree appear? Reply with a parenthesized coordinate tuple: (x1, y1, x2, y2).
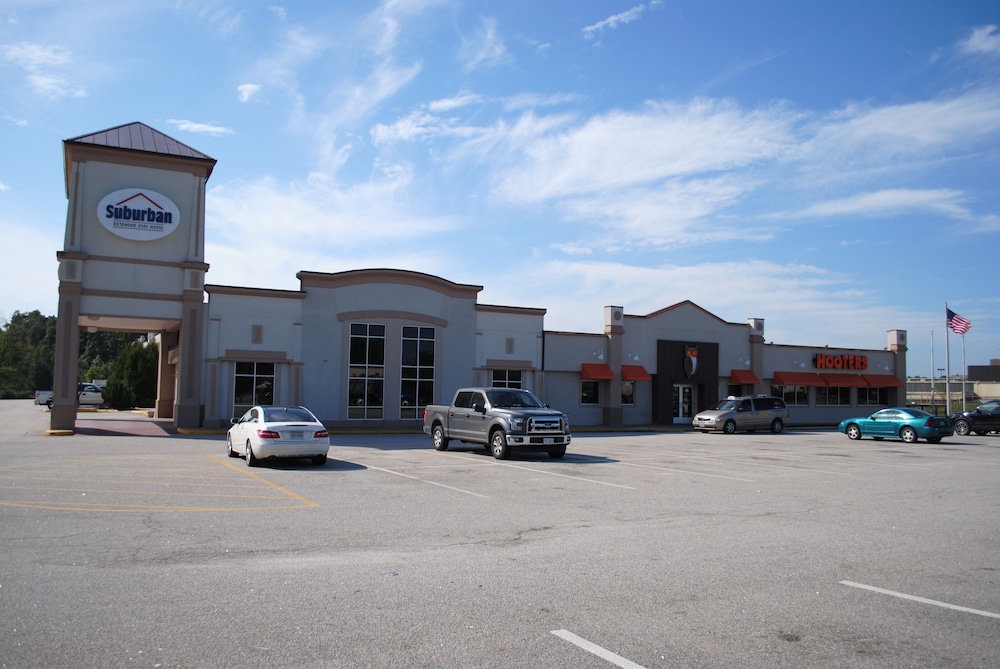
(0, 310, 57, 398)
(107, 339, 159, 408)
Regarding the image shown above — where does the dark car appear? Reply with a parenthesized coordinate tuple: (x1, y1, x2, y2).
(950, 399, 1000, 436)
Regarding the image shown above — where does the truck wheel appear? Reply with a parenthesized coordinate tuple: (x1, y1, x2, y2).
(432, 424, 449, 451)
(490, 431, 509, 460)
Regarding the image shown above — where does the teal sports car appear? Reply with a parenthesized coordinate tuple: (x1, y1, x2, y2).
(838, 407, 953, 444)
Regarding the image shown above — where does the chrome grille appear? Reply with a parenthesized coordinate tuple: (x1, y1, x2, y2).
(528, 417, 563, 433)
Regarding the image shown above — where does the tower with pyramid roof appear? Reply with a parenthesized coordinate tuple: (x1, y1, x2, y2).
(51, 122, 217, 432)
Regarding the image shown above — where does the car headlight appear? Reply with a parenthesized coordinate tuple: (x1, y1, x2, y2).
(510, 417, 525, 431)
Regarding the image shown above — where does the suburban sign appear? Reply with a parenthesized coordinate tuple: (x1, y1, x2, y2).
(97, 188, 180, 241)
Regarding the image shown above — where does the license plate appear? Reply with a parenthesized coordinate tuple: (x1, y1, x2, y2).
(287, 431, 304, 440)
(543, 437, 554, 445)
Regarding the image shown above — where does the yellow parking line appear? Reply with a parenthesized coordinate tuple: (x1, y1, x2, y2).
(207, 454, 320, 508)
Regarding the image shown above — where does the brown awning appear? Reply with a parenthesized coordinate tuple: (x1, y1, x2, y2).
(621, 364, 652, 381)
(819, 373, 868, 387)
(772, 371, 826, 386)
(861, 374, 904, 388)
(581, 363, 615, 380)
(729, 369, 761, 384)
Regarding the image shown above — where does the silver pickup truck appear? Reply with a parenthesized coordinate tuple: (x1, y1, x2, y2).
(423, 387, 571, 459)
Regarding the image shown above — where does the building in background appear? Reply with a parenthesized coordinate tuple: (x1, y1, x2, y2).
(52, 122, 908, 432)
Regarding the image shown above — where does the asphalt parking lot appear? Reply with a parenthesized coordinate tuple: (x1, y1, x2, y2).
(1, 401, 998, 668)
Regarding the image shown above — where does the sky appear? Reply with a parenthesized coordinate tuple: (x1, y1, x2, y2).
(1, 0, 998, 379)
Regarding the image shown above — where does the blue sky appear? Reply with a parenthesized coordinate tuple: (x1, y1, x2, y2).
(1, 1, 998, 378)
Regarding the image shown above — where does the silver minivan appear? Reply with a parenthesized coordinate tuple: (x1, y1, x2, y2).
(693, 395, 789, 434)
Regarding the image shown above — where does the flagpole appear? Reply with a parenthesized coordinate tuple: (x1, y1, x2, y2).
(961, 334, 967, 412)
(945, 304, 951, 415)
(931, 330, 937, 416)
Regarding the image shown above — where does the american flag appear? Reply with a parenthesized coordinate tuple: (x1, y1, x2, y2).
(946, 308, 972, 335)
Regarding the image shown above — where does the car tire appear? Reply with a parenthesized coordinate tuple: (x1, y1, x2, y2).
(953, 420, 970, 436)
(900, 426, 917, 444)
(312, 454, 327, 466)
(432, 424, 449, 451)
(769, 419, 784, 434)
(227, 436, 239, 458)
(846, 424, 862, 440)
(723, 420, 737, 435)
(548, 447, 566, 459)
(246, 440, 259, 467)
(490, 430, 509, 460)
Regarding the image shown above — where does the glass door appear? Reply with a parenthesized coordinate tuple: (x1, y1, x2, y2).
(673, 384, 694, 424)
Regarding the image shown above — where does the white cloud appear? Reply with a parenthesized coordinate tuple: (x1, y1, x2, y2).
(237, 83, 260, 102)
(458, 17, 510, 72)
(0, 42, 86, 98)
(167, 119, 236, 136)
(582, 4, 648, 40)
(790, 189, 969, 219)
(493, 99, 794, 203)
(428, 92, 485, 112)
(958, 25, 1000, 57)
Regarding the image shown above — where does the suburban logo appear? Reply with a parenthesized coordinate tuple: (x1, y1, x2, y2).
(97, 188, 180, 241)
(684, 344, 698, 377)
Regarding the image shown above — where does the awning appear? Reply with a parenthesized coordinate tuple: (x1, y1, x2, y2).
(772, 371, 826, 386)
(621, 364, 652, 381)
(862, 374, 904, 388)
(581, 363, 615, 380)
(729, 369, 761, 385)
(819, 373, 868, 387)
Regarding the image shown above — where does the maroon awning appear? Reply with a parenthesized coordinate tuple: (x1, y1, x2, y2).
(621, 364, 652, 381)
(819, 373, 868, 387)
(772, 371, 826, 386)
(861, 374, 904, 388)
(581, 363, 615, 380)
(729, 369, 761, 384)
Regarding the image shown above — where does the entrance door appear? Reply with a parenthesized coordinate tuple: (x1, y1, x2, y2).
(673, 385, 694, 424)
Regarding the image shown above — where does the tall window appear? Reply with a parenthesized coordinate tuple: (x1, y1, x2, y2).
(233, 361, 274, 418)
(817, 385, 850, 406)
(491, 370, 522, 388)
(859, 387, 888, 406)
(581, 380, 599, 405)
(349, 323, 385, 419)
(401, 326, 435, 420)
(773, 385, 808, 406)
(621, 381, 635, 406)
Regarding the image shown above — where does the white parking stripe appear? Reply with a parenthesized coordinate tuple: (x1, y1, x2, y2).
(551, 630, 648, 669)
(620, 461, 755, 482)
(350, 462, 490, 498)
(451, 455, 637, 489)
(840, 581, 1000, 619)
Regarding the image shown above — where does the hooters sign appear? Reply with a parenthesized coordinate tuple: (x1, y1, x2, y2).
(684, 345, 698, 377)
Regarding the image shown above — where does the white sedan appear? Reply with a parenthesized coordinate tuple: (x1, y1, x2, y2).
(227, 406, 330, 466)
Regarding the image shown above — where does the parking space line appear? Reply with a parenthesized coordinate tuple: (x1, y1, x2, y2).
(209, 455, 320, 508)
(840, 580, 1000, 619)
(447, 454, 637, 489)
(551, 629, 648, 669)
(619, 461, 755, 482)
(350, 461, 490, 498)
